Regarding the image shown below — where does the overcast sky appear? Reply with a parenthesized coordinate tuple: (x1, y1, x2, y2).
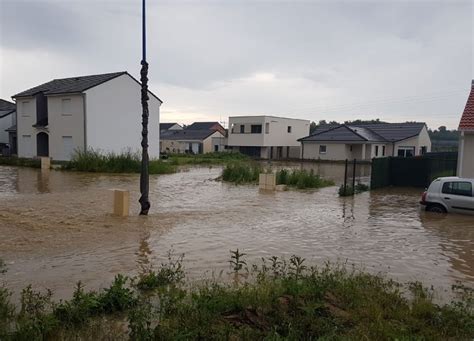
(1, 0, 473, 129)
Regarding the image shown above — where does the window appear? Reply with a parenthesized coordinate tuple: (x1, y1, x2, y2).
(21, 101, 30, 117)
(265, 122, 270, 134)
(420, 146, 427, 155)
(240, 125, 245, 133)
(287, 126, 292, 133)
(251, 125, 262, 134)
(397, 147, 415, 157)
(231, 124, 235, 134)
(319, 145, 327, 154)
(382, 146, 386, 156)
(375, 145, 379, 157)
(61, 98, 72, 116)
(349, 145, 353, 152)
(442, 182, 472, 197)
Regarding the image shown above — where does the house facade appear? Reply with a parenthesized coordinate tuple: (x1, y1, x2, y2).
(160, 129, 225, 154)
(13, 72, 162, 161)
(227, 116, 310, 159)
(0, 99, 16, 153)
(457, 80, 474, 178)
(299, 122, 431, 161)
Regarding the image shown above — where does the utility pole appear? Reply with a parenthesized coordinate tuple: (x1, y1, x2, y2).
(139, 0, 150, 215)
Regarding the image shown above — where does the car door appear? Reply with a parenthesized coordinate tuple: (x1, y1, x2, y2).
(441, 181, 474, 214)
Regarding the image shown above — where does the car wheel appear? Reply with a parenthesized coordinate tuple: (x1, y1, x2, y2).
(426, 204, 447, 214)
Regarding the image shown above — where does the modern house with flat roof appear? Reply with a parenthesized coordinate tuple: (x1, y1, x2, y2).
(457, 80, 474, 178)
(227, 115, 310, 159)
(13, 71, 162, 161)
(299, 122, 431, 161)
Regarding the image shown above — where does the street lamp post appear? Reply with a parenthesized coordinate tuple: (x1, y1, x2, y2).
(139, 0, 150, 215)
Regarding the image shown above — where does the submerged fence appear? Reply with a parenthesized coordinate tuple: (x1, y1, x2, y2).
(371, 154, 458, 189)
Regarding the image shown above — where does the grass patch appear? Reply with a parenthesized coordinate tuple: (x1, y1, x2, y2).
(0, 253, 472, 339)
(0, 156, 41, 168)
(339, 183, 370, 196)
(276, 169, 335, 189)
(63, 149, 176, 174)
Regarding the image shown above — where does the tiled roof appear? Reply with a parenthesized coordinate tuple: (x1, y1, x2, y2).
(186, 122, 223, 131)
(356, 122, 426, 142)
(0, 99, 15, 118)
(299, 122, 427, 143)
(160, 129, 218, 141)
(13, 72, 126, 97)
(12, 72, 163, 103)
(459, 80, 474, 131)
(5, 124, 16, 132)
(160, 123, 181, 130)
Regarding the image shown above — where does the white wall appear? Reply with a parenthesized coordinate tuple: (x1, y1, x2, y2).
(17, 97, 36, 158)
(47, 94, 85, 161)
(394, 125, 432, 156)
(227, 116, 310, 147)
(302, 142, 351, 160)
(85, 73, 161, 158)
(458, 131, 474, 178)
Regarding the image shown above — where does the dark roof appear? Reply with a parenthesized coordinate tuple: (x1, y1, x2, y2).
(13, 72, 126, 98)
(160, 129, 219, 141)
(459, 80, 474, 130)
(186, 122, 223, 130)
(5, 124, 16, 132)
(0, 99, 15, 118)
(12, 72, 163, 102)
(299, 122, 427, 143)
(160, 123, 181, 130)
(356, 122, 426, 142)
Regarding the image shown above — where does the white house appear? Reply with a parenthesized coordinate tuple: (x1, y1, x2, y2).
(227, 115, 310, 159)
(13, 71, 162, 161)
(457, 80, 474, 178)
(0, 99, 16, 151)
(299, 122, 432, 161)
(160, 129, 226, 154)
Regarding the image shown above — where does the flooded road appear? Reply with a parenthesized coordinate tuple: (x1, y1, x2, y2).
(0, 165, 473, 300)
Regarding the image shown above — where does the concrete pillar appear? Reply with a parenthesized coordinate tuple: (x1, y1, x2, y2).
(41, 157, 51, 170)
(113, 190, 130, 217)
(259, 173, 276, 191)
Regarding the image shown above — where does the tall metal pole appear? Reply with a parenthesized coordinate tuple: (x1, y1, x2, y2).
(352, 158, 356, 195)
(139, 0, 150, 215)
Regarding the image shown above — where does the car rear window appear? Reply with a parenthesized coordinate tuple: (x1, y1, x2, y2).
(442, 181, 473, 197)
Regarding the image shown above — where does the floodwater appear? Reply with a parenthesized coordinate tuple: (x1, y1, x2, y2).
(0, 164, 473, 301)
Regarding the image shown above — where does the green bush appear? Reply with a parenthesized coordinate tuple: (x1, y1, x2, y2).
(136, 252, 185, 291)
(64, 149, 176, 174)
(222, 163, 265, 184)
(276, 168, 335, 189)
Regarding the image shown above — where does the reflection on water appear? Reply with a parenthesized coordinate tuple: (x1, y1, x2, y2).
(0, 164, 472, 300)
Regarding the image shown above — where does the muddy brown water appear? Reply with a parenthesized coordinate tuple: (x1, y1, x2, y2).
(0, 164, 473, 301)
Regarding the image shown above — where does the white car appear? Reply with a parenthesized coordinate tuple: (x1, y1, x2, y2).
(420, 177, 474, 215)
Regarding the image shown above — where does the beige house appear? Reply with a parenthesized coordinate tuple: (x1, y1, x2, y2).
(299, 122, 431, 161)
(13, 72, 162, 161)
(457, 80, 474, 178)
(227, 115, 310, 159)
(160, 129, 225, 154)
